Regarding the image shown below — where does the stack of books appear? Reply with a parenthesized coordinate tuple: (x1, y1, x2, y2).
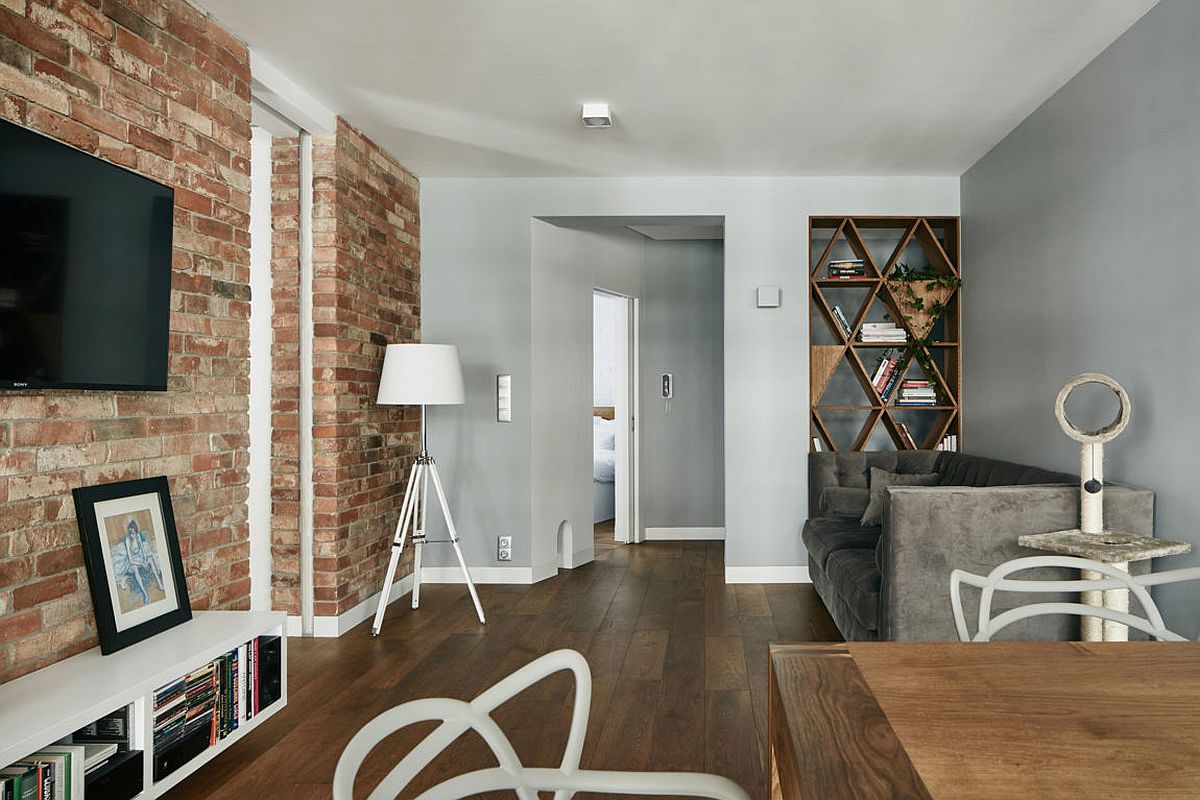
(151, 636, 282, 782)
(936, 434, 959, 452)
(827, 258, 866, 278)
(153, 677, 187, 754)
(1, 707, 135, 800)
(830, 305, 852, 337)
(895, 379, 937, 406)
(869, 349, 904, 402)
(859, 322, 907, 343)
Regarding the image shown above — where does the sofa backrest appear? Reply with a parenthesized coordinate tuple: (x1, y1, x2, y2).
(808, 451, 940, 516)
(933, 452, 1075, 487)
(808, 450, 1075, 516)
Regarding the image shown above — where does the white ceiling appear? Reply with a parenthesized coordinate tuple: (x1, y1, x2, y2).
(197, 0, 1158, 178)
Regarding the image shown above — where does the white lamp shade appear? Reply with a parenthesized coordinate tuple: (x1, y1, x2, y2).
(377, 344, 465, 406)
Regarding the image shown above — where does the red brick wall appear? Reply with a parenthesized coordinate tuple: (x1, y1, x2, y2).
(0, 0, 251, 682)
(311, 119, 420, 616)
(269, 135, 300, 615)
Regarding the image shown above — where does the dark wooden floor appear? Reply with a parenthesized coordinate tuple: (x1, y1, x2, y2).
(170, 541, 840, 799)
(594, 519, 622, 553)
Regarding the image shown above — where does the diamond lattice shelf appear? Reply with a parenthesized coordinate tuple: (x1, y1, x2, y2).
(809, 216, 961, 452)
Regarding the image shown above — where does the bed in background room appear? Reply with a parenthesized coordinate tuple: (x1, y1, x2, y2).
(593, 407, 616, 523)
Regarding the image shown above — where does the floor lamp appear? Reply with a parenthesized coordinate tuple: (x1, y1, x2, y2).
(371, 344, 486, 635)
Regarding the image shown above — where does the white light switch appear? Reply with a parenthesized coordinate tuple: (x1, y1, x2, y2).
(756, 286, 781, 308)
(497, 374, 512, 422)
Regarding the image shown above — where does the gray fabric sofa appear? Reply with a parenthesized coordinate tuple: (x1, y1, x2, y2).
(804, 450, 1155, 641)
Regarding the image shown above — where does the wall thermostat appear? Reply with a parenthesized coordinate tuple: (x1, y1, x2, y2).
(756, 286, 781, 308)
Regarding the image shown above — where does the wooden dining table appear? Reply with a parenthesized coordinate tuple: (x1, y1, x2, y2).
(768, 641, 1200, 799)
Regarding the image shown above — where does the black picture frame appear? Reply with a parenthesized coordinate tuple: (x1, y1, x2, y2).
(73, 476, 192, 654)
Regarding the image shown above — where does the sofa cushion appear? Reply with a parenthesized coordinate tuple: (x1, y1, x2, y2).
(819, 486, 870, 518)
(824, 549, 881, 633)
(861, 467, 938, 526)
(802, 517, 883, 572)
(934, 451, 1074, 487)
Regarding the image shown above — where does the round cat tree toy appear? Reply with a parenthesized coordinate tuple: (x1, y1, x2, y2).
(1053, 372, 1131, 537)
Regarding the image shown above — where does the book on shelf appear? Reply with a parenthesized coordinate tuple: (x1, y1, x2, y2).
(858, 321, 907, 342)
(827, 258, 866, 278)
(77, 744, 117, 775)
(71, 707, 129, 743)
(869, 349, 904, 400)
(897, 422, 918, 449)
(936, 434, 958, 452)
(0, 764, 39, 800)
(830, 305, 852, 337)
(879, 368, 903, 403)
(31, 747, 83, 800)
(895, 379, 938, 406)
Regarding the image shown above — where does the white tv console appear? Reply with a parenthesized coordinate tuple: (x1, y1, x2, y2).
(0, 611, 287, 799)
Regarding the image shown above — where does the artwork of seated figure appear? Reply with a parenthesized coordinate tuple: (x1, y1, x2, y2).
(112, 518, 166, 607)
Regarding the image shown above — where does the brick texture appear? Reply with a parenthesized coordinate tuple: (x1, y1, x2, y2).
(269, 135, 300, 614)
(310, 119, 420, 617)
(0, 0, 251, 683)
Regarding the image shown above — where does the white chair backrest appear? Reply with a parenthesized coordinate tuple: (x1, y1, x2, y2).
(950, 556, 1198, 642)
(333, 648, 750, 800)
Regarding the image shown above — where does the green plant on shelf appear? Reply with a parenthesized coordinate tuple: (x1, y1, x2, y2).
(889, 262, 962, 322)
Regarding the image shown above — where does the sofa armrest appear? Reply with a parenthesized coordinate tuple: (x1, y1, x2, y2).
(877, 484, 1154, 641)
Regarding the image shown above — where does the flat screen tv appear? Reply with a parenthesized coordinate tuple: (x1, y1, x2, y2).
(0, 116, 174, 391)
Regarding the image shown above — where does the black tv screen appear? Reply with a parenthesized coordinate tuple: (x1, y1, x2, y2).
(0, 117, 173, 391)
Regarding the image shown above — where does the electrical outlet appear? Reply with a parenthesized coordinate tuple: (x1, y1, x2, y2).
(498, 535, 512, 561)
(498, 548, 512, 561)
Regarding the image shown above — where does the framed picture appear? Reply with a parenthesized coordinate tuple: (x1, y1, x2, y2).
(73, 476, 191, 654)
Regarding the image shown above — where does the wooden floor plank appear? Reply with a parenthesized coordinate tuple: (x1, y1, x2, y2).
(620, 629, 670, 681)
(705, 634, 749, 692)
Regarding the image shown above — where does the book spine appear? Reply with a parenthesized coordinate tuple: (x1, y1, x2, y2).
(879, 367, 902, 403)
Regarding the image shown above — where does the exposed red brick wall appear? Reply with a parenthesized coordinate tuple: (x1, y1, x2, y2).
(0, 0, 251, 682)
(269, 135, 300, 615)
(311, 119, 420, 616)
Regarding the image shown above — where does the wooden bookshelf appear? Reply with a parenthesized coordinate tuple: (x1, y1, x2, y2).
(809, 216, 961, 452)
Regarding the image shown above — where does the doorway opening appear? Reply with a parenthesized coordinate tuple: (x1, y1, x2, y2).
(592, 290, 634, 551)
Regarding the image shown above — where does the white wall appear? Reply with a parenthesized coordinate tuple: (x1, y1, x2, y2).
(421, 177, 959, 577)
(247, 127, 273, 610)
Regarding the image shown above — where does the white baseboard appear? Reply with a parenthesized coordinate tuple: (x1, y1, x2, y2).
(287, 572, 414, 637)
(724, 566, 811, 584)
(562, 545, 593, 569)
(644, 526, 725, 541)
(420, 565, 541, 584)
(532, 557, 559, 582)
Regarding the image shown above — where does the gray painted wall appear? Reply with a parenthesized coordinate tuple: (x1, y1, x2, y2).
(421, 177, 958, 576)
(530, 221, 645, 572)
(641, 239, 725, 528)
(961, 0, 1200, 632)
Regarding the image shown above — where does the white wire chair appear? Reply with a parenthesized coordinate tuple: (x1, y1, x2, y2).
(950, 555, 1200, 642)
(333, 648, 750, 800)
